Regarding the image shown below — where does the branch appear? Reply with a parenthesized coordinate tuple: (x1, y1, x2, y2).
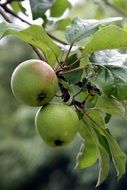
(63, 43, 73, 66)
(0, 4, 45, 60)
(31, 45, 45, 61)
(48, 33, 68, 45)
(0, 7, 11, 22)
(103, 0, 127, 17)
(0, 3, 69, 60)
(0, 3, 31, 25)
(0, 3, 68, 45)
(2, 0, 16, 5)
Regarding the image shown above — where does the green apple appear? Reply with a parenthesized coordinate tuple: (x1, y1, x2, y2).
(35, 103, 79, 147)
(11, 59, 58, 106)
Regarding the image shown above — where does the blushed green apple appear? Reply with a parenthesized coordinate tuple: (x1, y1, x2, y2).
(11, 59, 58, 106)
(35, 103, 79, 147)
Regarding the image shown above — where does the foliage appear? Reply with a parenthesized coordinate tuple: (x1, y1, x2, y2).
(0, 0, 127, 188)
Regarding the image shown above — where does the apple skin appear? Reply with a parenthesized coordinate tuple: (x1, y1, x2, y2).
(35, 103, 79, 147)
(11, 59, 58, 106)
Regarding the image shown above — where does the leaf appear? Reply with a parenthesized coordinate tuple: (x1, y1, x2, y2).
(81, 25, 127, 65)
(50, 0, 71, 17)
(57, 44, 80, 52)
(105, 131, 127, 179)
(76, 120, 98, 168)
(95, 95, 125, 117)
(76, 142, 98, 169)
(90, 49, 127, 66)
(0, 22, 60, 67)
(114, 0, 127, 11)
(83, 109, 126, 184)
(96, 143, 110, 186)
(94, 130, 110, 186)
(10, 1, 26, 14)
(65, 17, 122, 43)
(84, 108, 106, 130)
(63, 67, 83, 84)
(91, 64, 127, 100)
(105, 113, 112, 124)
(56, 18, 71, 31)
(86, 109, 127, 180)
(91, 65, 115, 96)
(80, 112, 110, 185)
(82, 120, 109, 186)
(0, 22, 21, 36)
(66, 53, 78, 67)
(29, 0, 55, 20)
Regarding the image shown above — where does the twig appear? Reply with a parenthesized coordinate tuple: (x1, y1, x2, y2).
(0, 4, 46, 60)
(48, 33, 68, 45)
(84, 110, 106, 134)
(82, 93, 90, 105)
(31, 45, 45, 61)
(63, 43, 73, 66)
(65, 57, 81, 70)
(73, 89, 83, 98)
(2, 0, 15, 5)
(0, 2, 69, 47)
(103, 0, 127, 17)
(0, 7, 11, 22)
(0, 3, 70, 61)
(0, 3, 68, 45)
(58, 66, 84, 75)
(0, 3, 31, 25)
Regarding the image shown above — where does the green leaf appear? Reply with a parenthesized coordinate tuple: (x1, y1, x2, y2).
(56, 18, 71, 31)
(91, 64, 127, 100)
(65, 17, 122, 43)
(94, 131, 110, 186)
(95, 95, 125, 117)
(10, 1, 26, 14)
(29, 0, 55, 19)
(114, 0, 127, 11)
(76, 120, 98, 168)
(105, 113, 112, 124)
(91, 65, 115, 96)
(66, 53, 78, 67)
(51, 0, 71, 17)
(105, 131, 127, 179)
(81, 25, 127, 65)
(86, 109, 126, 180)
(84, 108, 106, 130)
(0, 22, 60, 67)
(76, 141, 98, 169)
(0, 22, 21, 36)
(81, 120, 109, 186)
(83, 109, 126, 184)
(96, 142, 110, 186)
(90, 49, 127, 66)
(63, 67, 83, 84)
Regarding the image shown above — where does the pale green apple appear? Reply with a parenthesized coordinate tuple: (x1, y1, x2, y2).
(11, 59, 58, 106)
(35, 103, 79, 147)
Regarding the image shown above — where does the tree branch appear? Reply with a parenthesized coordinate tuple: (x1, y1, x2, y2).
(0, 7, 11, 22)
(0, 4, 45, 60)
(31, 45, 45, 61)
(0, 3, 69, 61)
(0, 3, 31, 25)
(48, 33, 68, 45)
(0, 3, 68, 45)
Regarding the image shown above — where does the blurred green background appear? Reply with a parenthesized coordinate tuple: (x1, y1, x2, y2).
(0, 0, 127, 190)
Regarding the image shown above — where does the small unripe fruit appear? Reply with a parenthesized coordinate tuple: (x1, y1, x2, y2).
(11, 59, 58, 106)
(35, 103, 79, 147)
